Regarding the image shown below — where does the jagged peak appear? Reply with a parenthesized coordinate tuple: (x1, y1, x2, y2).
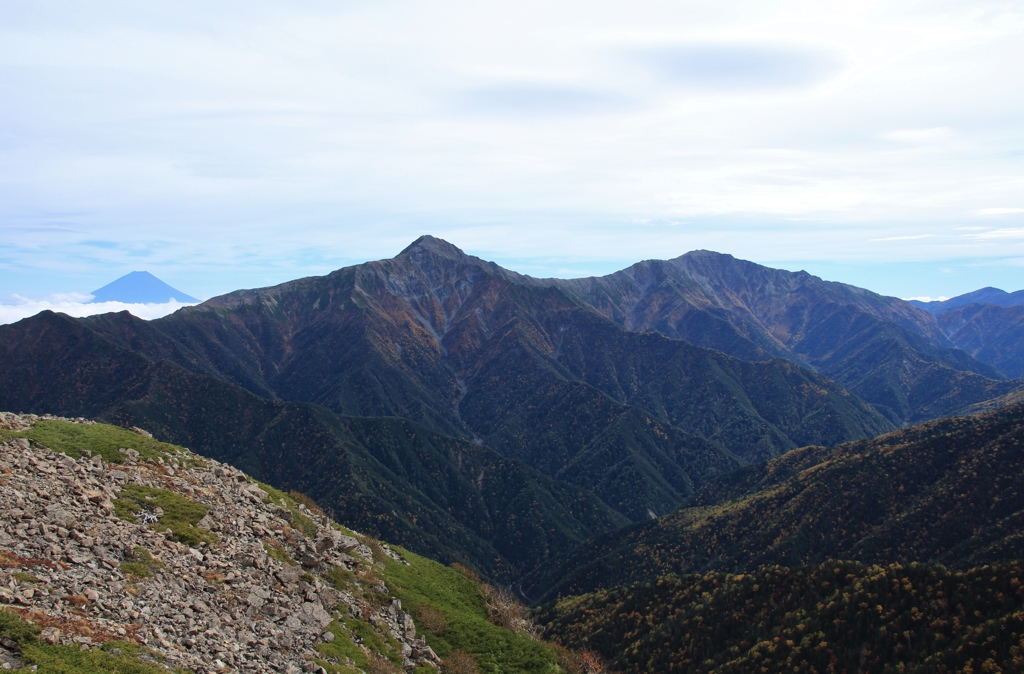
(399, 235, 467, 259)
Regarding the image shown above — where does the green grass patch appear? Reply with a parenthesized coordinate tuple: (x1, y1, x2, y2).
(317, 619, 370, 671)
(314, 614, 405, 671)
(382, 549, 559, 674)
(113, 484, 216, 546)
(0, 608, 174, 673)
(257, 481, 319, 538)
(119, 547, 164, 579)
(12, 571, 41, 584)
(0, 607, 38, 643)
(324, 565, 357, 592)
(0, 420, 184, 464)
(344, 615, 403, 666)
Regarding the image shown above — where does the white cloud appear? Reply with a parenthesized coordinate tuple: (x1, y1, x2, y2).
(870, 234, 934, 241)
(1, 0, 1024, 298)
(0, 296, 196, 326)
(978, 208, 1024, 216)
(969, 228, 1024, 239)
(904, 296, 948, 302)
(882, 127, 954, 143)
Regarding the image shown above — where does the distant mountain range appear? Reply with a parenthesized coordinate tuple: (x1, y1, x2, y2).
(906, 287, 1024, 379)
(543, 251, 1020, 424)
(2, 236, 1023, 583)
(910, 286, 1024, 313)
(89, 270, 199, 303)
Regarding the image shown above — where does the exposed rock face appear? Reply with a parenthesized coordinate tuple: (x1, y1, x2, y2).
(0, 412, 439, 673)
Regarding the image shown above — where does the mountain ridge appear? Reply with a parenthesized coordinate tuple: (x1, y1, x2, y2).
(168, 237, 1019, 422)
(910, 286, 1024, 313)
(67, 239, 897, 507)
(3, 236, 1022, 586)
(534, 248, 1018, 423)
(524, 399, 1024, 602)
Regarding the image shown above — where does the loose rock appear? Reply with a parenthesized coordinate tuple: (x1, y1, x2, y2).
(0, 412, 438, 672)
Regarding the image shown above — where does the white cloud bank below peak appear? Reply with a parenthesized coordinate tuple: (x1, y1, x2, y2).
(0, 296, 197, 326)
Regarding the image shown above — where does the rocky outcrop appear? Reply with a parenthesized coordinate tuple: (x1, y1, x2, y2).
(0, 412, 440, 673)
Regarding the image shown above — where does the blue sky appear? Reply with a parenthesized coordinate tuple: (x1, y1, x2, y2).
(2, 0, 1024, 311)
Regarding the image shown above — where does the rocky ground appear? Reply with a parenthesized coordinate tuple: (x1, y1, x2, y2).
(0, 412, 440, 673)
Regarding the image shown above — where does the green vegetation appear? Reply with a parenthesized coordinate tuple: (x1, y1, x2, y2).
(324, 564, 358, 591)
(315, 570, 405, 671)
(349, 614, 404, 664)
(113, 484, 216, 546)
(0, 420, 182, 463)
(0, 608, 174, 673)
(526, 401, 1024, 601)
(314, 614, 408, 673)
(320, 547, 561, 673)
(382, 549, 559, 674)
(538, 561, 1024, 674)
(314, 619, 366, 673)
(257, 481, 319, 538)
(119, 546, 164, 579)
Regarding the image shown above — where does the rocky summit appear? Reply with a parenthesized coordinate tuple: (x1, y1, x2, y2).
(0, 412, 441, 673)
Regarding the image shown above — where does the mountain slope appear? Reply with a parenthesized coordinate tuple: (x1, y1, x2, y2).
(937, 302, 1024, 378)
(525, 400, 1024, 601)
(0, 310, 627, 581)
(0, 413, 562, 673)
(90, 270, 199, 303)
(546, 251, 1020, 423)
(538, 561, 1024, 674)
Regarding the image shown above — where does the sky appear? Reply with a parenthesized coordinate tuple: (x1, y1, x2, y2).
(2, 0, 1024, 320)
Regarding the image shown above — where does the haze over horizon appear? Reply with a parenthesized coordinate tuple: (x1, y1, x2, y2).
(2, 1, 1024, 302)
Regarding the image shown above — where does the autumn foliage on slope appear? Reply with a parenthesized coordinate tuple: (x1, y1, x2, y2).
(538, 561, 1024, 674)
(527, 401, 1024, 601)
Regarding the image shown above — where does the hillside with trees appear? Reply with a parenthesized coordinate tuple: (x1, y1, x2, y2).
(539, 561, 1024, 673)
(527, 401, 1024, 601)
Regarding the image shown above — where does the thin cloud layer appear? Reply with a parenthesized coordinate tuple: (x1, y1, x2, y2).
(883, 127, 954, 144)
(453, 84, 626, 116)
(1, 0, 1024, 300)
(638, 42, 842, 91)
